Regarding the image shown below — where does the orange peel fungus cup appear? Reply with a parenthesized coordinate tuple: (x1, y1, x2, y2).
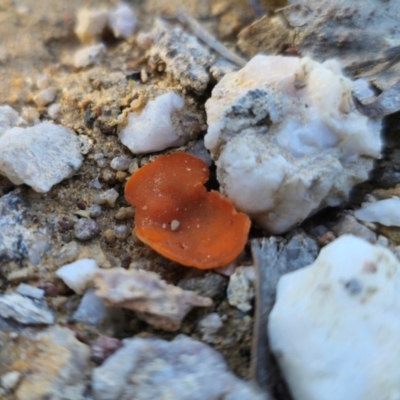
(125, 152, 251, 269)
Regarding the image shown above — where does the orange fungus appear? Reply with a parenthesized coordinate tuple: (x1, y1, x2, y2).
(125, 152, 251, 269)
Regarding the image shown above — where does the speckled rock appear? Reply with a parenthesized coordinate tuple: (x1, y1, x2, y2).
(269, 235, 400, 400)
(227, 266, 255, 312)
(11, 325, 90, 400)
(205, 55, 382, 234)
(0, 191, 49, 265)
(148, 22, 214, 94)
(0, 122, 83, 192)
(0, 293, 54, 325)
(92, 335, 266, 400)
(94, 268, 212, 331)
(74, 219, 100, 241)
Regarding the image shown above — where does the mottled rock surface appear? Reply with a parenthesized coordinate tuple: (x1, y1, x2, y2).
(148, 22, 214, 94)
(94, 267, 212, 331)
(92, 335, 265, 400)
(0, 122, 83, 192)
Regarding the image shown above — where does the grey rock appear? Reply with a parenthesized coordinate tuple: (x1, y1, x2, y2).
(0, 191, 49, 265)
(250, 230, 319, 397)
(74, 218, 100, 241)
(92, 335, 266, 400)
(90, 204, 102, 218)
(331, 214, 377, 243)
(227, 266, 255, 312)
(110, 156, 132, 171)
(16, 283, 44, 300)
(198, 313, 223, 342)
(210, 58, 239, 82)
(178, 272, 228, 302)
(71, 288, 107, 326)
(0, 293, 54, 325)
(148, 21, 214, 94)
(0, 122, 83, 192)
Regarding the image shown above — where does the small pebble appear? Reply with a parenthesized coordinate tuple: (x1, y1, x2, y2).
(136, 32, 153, 49)
(198, 313, 223, 338)
(33, 87, 57, 107)
(16, 283, 44, 300)
(75, 8, 108, 44)
(91, 177, 103, 189)
(94, 153, 107, 168)
(103, 229, 116, 244)
(318, 231, 336, 246)
(110, 156, 131, 171)
(140, 68, 148, 83)
(170, 220, 180, 231)
(94, 188, 119, 208)
(115, 207, 134, 220)
(90, 204, 102, 218)
(47, 103, 61, 119)
(74, 219, 100, 241)
(90, 335, 123, 365)
(108, 3, 138, 39)
(114, 225, 129, 239)
(128, 160, 139, 174)
(74, 43, 106, 68)
(101, 169, 116, 184)
(1, 371, 22, 391)
(21, 106, 40, 123)
(116, 171, 127, 182)
(36, 74, 50, 89)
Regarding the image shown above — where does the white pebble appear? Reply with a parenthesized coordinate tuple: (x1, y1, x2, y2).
(16, 283, 44, 300)
(0, 105, 19, 137)
(108, 4, 138, 39)
(36, 74, 50, 89)
(56, 258, 99, 294)
(269, 235, 400, 400)
(47, 103, 61, 119)
(74, 43, 106, 68)
(1, 371, 22, 391)
(94, 188, 119, 208)
(34, 87, 57, 107)
(119, 93, 187, 154)
(110, 156, 132, 171)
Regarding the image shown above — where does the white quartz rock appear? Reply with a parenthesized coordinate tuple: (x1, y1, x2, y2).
(0, 122, 83, 192)
(205, 55, 382, 234)
(119, 93, 187, 154)
(354, 198, 400, 227)
(0, 105, 19, 137)
(108, 4, 138, 39)
(56, 258, 99, 294)
(268, 235, 400, 400)
(74, 43, 106, 68)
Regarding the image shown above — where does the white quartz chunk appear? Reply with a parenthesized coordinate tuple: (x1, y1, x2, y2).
(268, 235, 400, 400)
(0, 122, 83, 192)
(108, 4, 138, 39)
(74, 43, 106, 68)
(205, 55, 382, 234)
(0, 105, 19, 137)
(56, 258, 99, 294)
(119, 93, 187, 154)
(354, 198, 400, 227)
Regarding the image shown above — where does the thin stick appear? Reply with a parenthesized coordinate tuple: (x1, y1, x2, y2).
(176, 9, 248, 67)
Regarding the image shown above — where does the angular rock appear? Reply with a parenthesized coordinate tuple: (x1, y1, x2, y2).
(16, 283, 44, 300)
(94, 267, 212, 331)
(0, 122, 83, 192)
(0, 191, 49, 265)
(205, 55, 382, 234)
(56, 258, 99, 294)
(108, 3, 138, 39)
(354, 198, 400, 227)
(148, 22, 214, 94)
(0, 293, 54, 325)
(268, 235, 400, 400)
(75, 8, 109, 44)
(227, 266, 255, 312)
(71, 288, 107, 326)
(119, 93, 189, 154)
(11, 326, 90, 400)
(92, 335, 266, 400)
